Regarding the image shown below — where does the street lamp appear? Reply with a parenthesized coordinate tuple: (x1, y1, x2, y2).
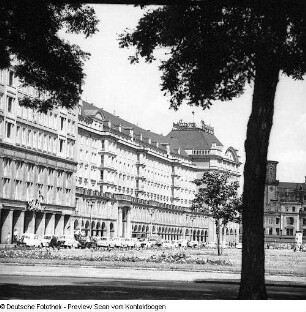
(148, 207, 154, 237)
(190, 215, 196, 241)
(89, 202, 94, 237)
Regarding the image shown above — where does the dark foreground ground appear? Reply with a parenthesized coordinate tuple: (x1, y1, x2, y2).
(0, 275, 305, 300)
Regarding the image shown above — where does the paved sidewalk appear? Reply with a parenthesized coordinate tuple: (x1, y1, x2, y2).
(0, 263, 305, 286)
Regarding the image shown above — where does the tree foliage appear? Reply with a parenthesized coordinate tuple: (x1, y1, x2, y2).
(119, 3, 305, 110)
(192, 172, 240, 222)
(192, 172, 241, 255)
(0, 1, 99, 112)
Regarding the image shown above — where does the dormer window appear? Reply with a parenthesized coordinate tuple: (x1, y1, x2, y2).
(8, 71, 14, 86)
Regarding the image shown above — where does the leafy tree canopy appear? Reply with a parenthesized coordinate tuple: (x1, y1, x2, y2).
(192, 171, 241, 226)
(0, 1, 99, 112)
(119, 2, 305, 109)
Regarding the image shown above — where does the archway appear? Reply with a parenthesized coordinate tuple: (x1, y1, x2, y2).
(101, 222, 106, 237)
(110, 222, 114, 238)
(91, 221, 95, 236)
(96, 222, 101, 237)
(85, 221, 90, 236)
(74, 219, 79, 230)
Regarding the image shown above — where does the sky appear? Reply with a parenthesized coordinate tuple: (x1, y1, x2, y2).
(62, 4, 306, 184)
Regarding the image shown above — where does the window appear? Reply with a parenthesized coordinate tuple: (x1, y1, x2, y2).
(0, 93, 4, 110)
(3, 178, 11, 198)
(6, 122, 13, 139)
(276, 218, 280, 225)
(0, 70, 4, 84)
(303, 218, 306, 226)
(292, 207, 296, 212)
(59, 139, 64, 153)
(60, 116, 65, 131)
(27, 129, 31, 145)
(287, 217, 294, 225)
(16, 126, 21, 144)
(269, 228, 273, 235)
(276, 228, 280, 235)
(33, 131, 37, 149)
(7, 96, 14, 112)
(286, 228, 293, 236)
(8, 71, 14, 86)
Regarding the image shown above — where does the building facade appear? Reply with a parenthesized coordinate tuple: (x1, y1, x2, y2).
(74, 101, 214, 242)
(0, 69, 241, 244)
(264, 160, 306, 243)
(0, 69, 77, 243)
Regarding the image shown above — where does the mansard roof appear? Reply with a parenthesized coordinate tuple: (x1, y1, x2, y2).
(80, 101, 189, 158)
(166, 123, 223, 150)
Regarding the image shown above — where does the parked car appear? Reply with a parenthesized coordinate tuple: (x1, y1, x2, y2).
(137, 238, 149, 248)
(162, 240, 172, 248)
(236, 242, 242, 249)
(78, 236, 97, 249)
(171, 240, 179, 248)
(96, 237, 114, 248)
(177, 239, 188, 248)
(220, 241, 229, 249)
(207, 242, 217, 249)
(19, 233, 42, 247)
(58, 235, 79, 248)
(132, 238, 143, 248)
(112, 237, 125, 248)
(188, 240, 199, 248)
(123, 238, 137, 248)
(41, 235, 53, 247)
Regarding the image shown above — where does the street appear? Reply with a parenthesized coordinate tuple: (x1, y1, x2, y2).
(1, 274, 305, 300)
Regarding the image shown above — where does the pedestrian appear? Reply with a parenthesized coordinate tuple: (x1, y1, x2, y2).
(50, 235, 59, 250)
(6, 232, 11, 245)
(13, 229, 19, 245)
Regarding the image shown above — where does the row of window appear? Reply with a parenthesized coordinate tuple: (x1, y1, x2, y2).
(2, 121, 75, 159)
(0, 70, 15, 87)
(264, 227, 295, 236)
(265, 216, 295, 225)
(192, 150, 210, 155)
(3, 159, 73, 188)
(2, 178, 73, 206)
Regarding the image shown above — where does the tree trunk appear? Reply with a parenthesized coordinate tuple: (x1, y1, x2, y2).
(238, 56, 280, 299)
(216, 221, 221, 256)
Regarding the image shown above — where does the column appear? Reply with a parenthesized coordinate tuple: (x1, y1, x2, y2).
(35, 212, 45, 237)
(54, 214, 64, 236)
(126, 208, 132, 238)
(0, 209, 13, 244)
(105, 221, 110, 237)
(64, 215, 72, 235)
(117, 208, 123, 237)
(24, 211, 35, 234)
(13, 210, 25, 236)
(45, 213, 55, 235)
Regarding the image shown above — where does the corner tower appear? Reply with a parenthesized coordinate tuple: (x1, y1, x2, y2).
(167, 120, 241, 179)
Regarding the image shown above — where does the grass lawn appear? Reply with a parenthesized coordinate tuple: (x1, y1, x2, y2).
(0, 247, 305, 277)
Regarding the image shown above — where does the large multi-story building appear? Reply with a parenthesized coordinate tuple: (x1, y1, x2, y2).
(264, 160, 306, 243)
(0, 69, 241, 244)
(0, 69, 77, 244)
